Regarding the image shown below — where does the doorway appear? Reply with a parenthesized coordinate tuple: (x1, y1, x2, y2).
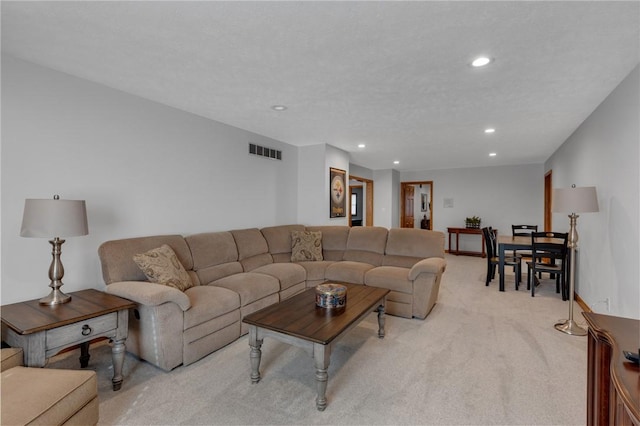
(400, 181, 433, 230)
(349, 175, 373, 226)
(544, 170, 552, 232)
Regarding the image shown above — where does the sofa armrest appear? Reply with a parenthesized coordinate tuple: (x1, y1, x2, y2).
(106, 281, 191, 311)
(408, 257, 447, 281)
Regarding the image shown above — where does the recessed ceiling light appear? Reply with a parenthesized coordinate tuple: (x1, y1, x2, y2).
(393, 160, 400, 165)
(358, 144, 366, 148)
(489, 152, 497, 157)
(271, 105, 287, 111)
(471, 56, 492, 67)
(484, 128, 496, 134)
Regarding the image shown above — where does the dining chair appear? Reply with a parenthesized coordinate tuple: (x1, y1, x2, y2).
(511, 225, 538, 256)
(511, 224, 538, 279)
(512, 224, 538, 237)
(482, 227, 521, 289)
(526, 232, 569, 299)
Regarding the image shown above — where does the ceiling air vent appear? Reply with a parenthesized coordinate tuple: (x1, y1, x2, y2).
(249, 143, 282, 160)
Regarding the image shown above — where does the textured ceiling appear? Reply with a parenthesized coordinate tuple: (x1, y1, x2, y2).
(2, 1, 639, 171)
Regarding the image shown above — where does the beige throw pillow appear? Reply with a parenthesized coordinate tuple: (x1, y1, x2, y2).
(133, 244, 194, 292)
(291, 230, 323, 262)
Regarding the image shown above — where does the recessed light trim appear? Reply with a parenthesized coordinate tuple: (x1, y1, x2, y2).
(471, 56, 492, 67)
(484, 128, 496, 134)
(393, 160, 400, 165)
(358, 144, 366, 148)
(271, 105, 287, 111)
(489, 152, 497, 157)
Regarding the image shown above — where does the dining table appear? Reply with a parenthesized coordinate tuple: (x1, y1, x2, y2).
(497, 235, 571, 292)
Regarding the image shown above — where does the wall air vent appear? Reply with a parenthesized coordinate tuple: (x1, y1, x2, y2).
(249, 143, 282, 160)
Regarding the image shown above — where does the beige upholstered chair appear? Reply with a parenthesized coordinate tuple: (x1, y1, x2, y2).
(1, 347, 99, 425)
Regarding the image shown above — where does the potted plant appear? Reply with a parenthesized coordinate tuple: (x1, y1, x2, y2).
(465, 216, 481, 229)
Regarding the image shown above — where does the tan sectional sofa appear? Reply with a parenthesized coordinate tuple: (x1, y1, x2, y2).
(98, 225, 446, 371)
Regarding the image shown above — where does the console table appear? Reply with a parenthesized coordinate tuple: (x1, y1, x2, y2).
(583, 312, 639, 426)
(447, 227, 489, 258)
(1, 289, 135, 391)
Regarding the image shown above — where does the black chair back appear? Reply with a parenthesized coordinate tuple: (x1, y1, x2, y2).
(530, 231, 568, 264)
(512, 224, 538, 236)
(482, 227, 496, 258)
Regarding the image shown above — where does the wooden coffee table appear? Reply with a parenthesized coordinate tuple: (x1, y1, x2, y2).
(242, 282, 389, 411)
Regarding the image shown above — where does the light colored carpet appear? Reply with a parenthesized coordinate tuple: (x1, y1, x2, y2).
(49, 254, 587, 425)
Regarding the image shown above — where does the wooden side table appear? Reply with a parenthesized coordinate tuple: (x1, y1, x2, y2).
(1, 289, 135, 391)
(447, 227, 490, 258)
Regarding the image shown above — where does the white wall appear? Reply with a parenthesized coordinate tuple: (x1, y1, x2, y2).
(349, 163, 373, 180)
(1, 56, 299, 304)
(297, 144, 350, 226)
(373, 169, 396, 228)
(402, 163, 544, 251)
(545, 65, 639, 319)
(297, 144, 326, 225)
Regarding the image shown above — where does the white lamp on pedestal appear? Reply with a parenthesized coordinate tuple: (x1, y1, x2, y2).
(551, 185, 598, 336)
(20, 195, 89, 305)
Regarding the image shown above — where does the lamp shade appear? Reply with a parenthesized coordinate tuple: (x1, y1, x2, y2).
(552, 186, 599, 214)
(20, 198, 89, 238)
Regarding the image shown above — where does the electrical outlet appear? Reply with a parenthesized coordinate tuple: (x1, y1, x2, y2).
(591, 298, 610, 312)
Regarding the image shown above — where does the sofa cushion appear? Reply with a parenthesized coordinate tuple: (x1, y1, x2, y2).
(343, 226, 388, 266)
(325, 261, 375, 284)
(1, 366, 97, 426)
(99, 235, 193, 284)
(231, 228, 273, 271)
(133, 244, 194, 292)
(194, 262, 244, 286)
(383, 228, 445, 268)
(306, 226, 350, 261)
(186, 231, 239, 270)
(261, 224, 306, 263)
(252, 263, 306, 290)
(183, 285, 240, 330)
(185, 232, 244, 284)
(296, 260, 335, 281)
(365, 266, 413, 294)
(291, 230, 323, 261)
(211, 272, 279, 306)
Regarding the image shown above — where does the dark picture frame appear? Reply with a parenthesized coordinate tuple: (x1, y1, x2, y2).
(330, 167, 346, 218)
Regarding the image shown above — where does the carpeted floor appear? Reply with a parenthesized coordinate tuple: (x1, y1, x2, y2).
(49, 254, 587, 425)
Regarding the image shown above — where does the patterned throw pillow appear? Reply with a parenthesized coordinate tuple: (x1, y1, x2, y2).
(291, 230, 323, 262)
(133, 244, 194, 292)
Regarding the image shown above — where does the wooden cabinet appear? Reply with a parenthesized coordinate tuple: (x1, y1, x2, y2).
(583, 312, 639, 426)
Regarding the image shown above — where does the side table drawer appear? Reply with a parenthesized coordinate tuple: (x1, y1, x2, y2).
(47, 312, 118, 349)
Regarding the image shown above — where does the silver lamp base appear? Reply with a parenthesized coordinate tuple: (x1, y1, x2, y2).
(554, 319, 587, 336)
(39, 237, 73, 305)
(39, 288, 72, 305)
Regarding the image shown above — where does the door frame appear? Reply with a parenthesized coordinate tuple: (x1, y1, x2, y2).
(400, 181, 433, 230)
(349, 175, 374, 226)
(544, 170, 552, 232)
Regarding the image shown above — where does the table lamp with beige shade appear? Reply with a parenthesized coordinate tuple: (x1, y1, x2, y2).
(20, 195, 89, 305)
